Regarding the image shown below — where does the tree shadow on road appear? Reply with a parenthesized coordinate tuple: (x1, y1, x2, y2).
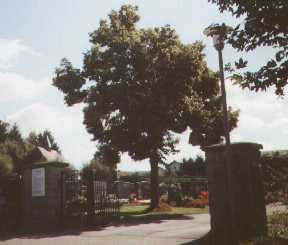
(0, 214, 194, 241)
(0, 229, 84, 241)
(115, 213, 193, 227)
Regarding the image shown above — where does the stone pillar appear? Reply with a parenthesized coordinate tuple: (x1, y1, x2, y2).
(22, 164, 67, 231)
(205, 142, 267, 244)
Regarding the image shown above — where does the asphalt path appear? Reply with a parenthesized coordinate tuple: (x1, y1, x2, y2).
(0, 214, 210, 245)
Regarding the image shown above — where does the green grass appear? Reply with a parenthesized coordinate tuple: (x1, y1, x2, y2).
(172, 207, 209, 215)
(120, 204, 208, 217)
(120, 205, 148, 215)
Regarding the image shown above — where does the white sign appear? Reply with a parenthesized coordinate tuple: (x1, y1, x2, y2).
(32, 168, 45, 197)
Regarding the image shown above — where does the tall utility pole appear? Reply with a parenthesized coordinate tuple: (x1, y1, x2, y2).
(204, 24, 237, 244)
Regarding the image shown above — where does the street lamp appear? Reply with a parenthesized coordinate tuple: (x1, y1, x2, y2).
(204, 23, 233, 146)
(204, 23, 237, 244)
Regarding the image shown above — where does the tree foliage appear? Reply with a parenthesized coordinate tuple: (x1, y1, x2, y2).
(0, 123, 62, 177)
(179, 156, 207, 177)
(53, 5, 238, 208)
(27, 129, 61, 152)
(209, 0, 288, 95)
(0, 122, 33, 177)
(119, 171, 149, 183)
(82, 148, 118, 182)
(261, 151, 288, 193)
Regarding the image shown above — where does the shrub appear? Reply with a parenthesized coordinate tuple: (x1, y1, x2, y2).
(265, 191, 288, 204)
(268, 211, 288, 238)
(65, 196, 87, 216)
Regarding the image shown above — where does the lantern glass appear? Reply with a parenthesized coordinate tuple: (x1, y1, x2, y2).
(212, 34, 224, 51)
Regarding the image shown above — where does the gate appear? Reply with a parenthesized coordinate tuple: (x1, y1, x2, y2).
(60, 170, 119, 228)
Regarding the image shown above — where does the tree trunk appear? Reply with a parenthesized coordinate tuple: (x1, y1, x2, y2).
(149, 155, 159, 210)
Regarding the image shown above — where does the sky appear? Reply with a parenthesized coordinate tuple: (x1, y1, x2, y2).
(0, 0, 286, 171)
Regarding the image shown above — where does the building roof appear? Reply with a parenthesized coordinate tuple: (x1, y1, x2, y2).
(37, 147, 65, 163)
(24, 146, 68, 168)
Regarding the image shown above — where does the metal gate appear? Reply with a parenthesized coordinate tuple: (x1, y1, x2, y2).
(60, 170, 119, 228)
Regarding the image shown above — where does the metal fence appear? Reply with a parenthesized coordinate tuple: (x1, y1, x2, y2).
(60, 170, 119, 228)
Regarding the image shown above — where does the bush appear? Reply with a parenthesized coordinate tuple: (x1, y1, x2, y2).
(265, 191, 288, 204)
(168, 187, 182, 206)
(192, 191, 209, 208)
(65, 196, 87, 216)
(268, 211, 288, 239)
(181, 191, 209, 208)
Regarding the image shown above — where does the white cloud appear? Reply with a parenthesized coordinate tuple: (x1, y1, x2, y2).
(0, 39, 39, 69)
(6, 102, 95, 168)
(0, 71, 50, 104)
(0, 39, 96, 168)
(227, 81, 288, 150)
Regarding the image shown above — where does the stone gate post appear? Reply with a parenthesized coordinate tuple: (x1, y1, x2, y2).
(205, 142, 267, 244)
(22, 162, 68, 231)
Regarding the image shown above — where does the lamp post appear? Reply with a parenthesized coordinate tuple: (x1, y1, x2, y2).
(204, 24, 233, 146)
(204, 24, 237, 244)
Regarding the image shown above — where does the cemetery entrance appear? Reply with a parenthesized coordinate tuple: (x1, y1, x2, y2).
(60, 170, 120, 228)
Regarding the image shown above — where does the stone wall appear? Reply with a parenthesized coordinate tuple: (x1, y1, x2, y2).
(205, 142, 267, 244)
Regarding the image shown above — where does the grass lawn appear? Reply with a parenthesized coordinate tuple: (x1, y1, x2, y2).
(120, 204, 208, 217)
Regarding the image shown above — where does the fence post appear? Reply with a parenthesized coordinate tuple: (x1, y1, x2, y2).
(87, 170, 95, 226)
(59, 171, 64, 226)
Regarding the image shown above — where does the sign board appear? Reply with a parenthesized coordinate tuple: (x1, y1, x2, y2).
(32, 168, 45, 197)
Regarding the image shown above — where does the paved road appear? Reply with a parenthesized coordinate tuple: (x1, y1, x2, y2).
(0, 214, 210, 245)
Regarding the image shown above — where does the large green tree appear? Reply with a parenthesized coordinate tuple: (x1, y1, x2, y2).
(209, 0, 288, 95)
(53, 5, 238, 208)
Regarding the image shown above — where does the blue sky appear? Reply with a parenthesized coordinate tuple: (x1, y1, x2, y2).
(1, 0, 286, 170)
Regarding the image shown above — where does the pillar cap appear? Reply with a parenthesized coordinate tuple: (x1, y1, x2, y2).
(204, 142, 263, 151)
(23, 161, 69, 169)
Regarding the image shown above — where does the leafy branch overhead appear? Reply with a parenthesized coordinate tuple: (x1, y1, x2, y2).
(209, 0, 288, 95)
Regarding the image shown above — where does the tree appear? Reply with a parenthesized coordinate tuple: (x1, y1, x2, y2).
(119, 171, 149, 183)
(0, 121, 32, 177)
(82, 145, 119, 183)
(261, 151, 288, 195)
(179, 156, 207, 177)
(27, 130, 61, 152)
(7, 124, 23, 143)
(53, 5, 238, 209)
(0, 151, 13, 177)
(81, 158, 113, 183)
(0, 121, 9, 143)
(209, 0, 288, 95)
